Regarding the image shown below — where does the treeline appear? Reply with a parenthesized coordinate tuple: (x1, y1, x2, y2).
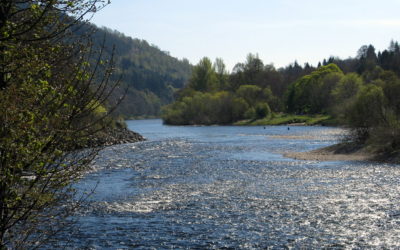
(80, 24, 192, 117)
(162, 54, 308, 124)
(162, 42, 400, 153)
(287, 63, 400, 152)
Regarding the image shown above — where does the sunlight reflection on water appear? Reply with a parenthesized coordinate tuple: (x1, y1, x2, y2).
(47, 120, 400, 249)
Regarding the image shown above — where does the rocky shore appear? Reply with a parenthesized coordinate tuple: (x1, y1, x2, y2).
(85, 127, 145, 148)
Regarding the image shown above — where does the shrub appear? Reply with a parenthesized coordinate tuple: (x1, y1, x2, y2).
(244, 107, 256, 120)
(255, 102, 271, 119)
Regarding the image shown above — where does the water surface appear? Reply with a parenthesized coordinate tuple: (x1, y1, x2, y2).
(54, 119, 400, 248)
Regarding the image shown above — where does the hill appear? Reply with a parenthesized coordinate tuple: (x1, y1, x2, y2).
(84, 23, 192, 118)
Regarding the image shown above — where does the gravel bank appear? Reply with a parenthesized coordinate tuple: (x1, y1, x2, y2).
(284, 143, 374, 162)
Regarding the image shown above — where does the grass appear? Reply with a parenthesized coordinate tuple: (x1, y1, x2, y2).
(233, 113, 335, 126)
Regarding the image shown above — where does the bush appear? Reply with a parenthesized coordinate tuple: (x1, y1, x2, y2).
(346, 84, 386, 142)
(236, 84, 262, 106)
(347, 84, 386, 128)
(162, 91, 243, 125)
(232, 97, 249, 121)
(286, 64, 343, 114)
(255, 102, 271, 119)
(244, 107, 256, 120)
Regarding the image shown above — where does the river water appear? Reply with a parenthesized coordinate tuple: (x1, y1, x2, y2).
(53, 119, 400, 248)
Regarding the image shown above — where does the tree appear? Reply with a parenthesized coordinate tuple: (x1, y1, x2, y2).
(213, 58, 229, 90)
(263, 87, 282, 111)
(0, 0, 110, 89)
(188, 57, 218, 92)
(236, 84, 262, 107)
(255, 103, 271, 119)
(381, 74, 400, 116)
(346, 84, 386, 140)
(357, 45, 378, 74)
(260, 64, 285, 97)
(229, 53, 265, 91)
(231, 97, 249, 121)
(331, 73, 363, 121)
(0, 1, 123, 248)
(286, 64, 343, 114)
(241, 53, 264, 86)
(332, 73, 363, 101)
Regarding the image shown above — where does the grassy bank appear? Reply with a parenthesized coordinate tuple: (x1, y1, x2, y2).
(233, 114, 335, 126)
(124, 115, 160, 120)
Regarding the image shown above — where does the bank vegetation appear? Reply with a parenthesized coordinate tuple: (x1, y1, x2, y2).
(162, 44, 400, 158)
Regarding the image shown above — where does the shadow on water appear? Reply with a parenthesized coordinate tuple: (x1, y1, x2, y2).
(47, 119, 400, 249)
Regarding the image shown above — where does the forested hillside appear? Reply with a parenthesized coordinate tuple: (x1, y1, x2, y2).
(83, 24, 192, 118)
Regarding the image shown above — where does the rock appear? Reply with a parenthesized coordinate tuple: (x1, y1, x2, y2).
(84, 127, 145, 148)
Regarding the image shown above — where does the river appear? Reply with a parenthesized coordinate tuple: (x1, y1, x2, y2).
(50, 119, 400, 248)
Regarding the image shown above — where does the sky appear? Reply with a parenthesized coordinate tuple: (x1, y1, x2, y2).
(91, 0, 400, 71)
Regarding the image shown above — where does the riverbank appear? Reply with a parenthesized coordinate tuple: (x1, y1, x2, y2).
(85, 127, 145, 148)
(284, 142, 400, 163)
(162, 114, 336, 126)
(234, 114, 335, 126)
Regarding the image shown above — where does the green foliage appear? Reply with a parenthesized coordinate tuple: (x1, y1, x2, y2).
(163, 57, 322, 125)
(255, 103, 271, 119)
(214, 58, 229, 90)
(236, 85, 262, 106)
(345, 84, 386, 142)
(230, 53, 273, 91)
(332, 73, 363, 101)
(348, 84, 386, 129)
(286, 64, 344, 114)
(119, 89, 162, 118)
(357, 45, 378, 74)
(331, 73, 363, 121)
(188, 57, 218, 92)
(162, 91, 247, 125)
(336, 68, 400, 154)
(88, 100, 108, 115)
(161, 101, 188, 125)
(161, 42, 400, 157)
(234, 114, 332, 126)
(232, 98, 249, 121)
(0, 0, 125, 247)
(379, 72, 400, 116)
(163, 56, 277, 125)
(244, 107, 256, 120)
(262, 87, 282, 111)
(78, 24, 192, 118)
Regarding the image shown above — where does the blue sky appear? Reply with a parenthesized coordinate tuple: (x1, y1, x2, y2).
(91, 0, 400, 70)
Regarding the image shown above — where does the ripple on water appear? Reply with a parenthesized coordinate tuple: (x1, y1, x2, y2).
(45, 125, 400, 249)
